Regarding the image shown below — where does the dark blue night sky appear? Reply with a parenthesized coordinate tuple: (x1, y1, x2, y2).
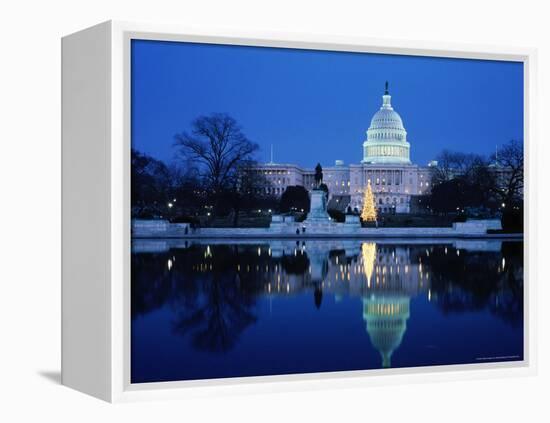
(131, 39, 523, 168)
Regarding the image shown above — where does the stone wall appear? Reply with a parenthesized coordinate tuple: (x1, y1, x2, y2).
(452, 220, 502, 235)
(132, 219, 190, 237)
(131, 218, 509, 239)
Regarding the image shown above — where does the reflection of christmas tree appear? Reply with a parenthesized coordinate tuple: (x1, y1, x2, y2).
(361, 242, 377, 287)
(361, 180, 377, 222)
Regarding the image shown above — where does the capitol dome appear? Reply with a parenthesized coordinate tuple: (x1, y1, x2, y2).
(363, 295, 410, 368)
(362, 82, 411, 164)
(369, 107, 405, 132)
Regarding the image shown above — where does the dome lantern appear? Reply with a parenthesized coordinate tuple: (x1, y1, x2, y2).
(382, 80, 392, 109)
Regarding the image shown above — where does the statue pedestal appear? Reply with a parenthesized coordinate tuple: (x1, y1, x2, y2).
(304, 189, 330, 223)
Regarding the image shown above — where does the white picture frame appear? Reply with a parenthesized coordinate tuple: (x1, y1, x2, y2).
(61, 20, 537, 402)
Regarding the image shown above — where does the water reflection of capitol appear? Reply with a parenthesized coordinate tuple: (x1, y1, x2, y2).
(266, 240, 429, 368)
(133, 238, 507, 369)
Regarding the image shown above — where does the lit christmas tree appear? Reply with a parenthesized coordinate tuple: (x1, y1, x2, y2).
(361, 180, 377, 222)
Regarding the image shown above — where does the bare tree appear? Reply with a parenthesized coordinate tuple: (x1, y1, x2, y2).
(174, 113, 259, 193)
(432, 150, 487, 186)
(131, 149, 173, 217)
(490, 140, 524, 206)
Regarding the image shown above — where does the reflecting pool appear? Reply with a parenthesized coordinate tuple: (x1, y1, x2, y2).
(131, 239, 523, 383)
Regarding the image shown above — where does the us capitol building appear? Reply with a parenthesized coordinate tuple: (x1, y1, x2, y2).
(251, 83, 435, 214)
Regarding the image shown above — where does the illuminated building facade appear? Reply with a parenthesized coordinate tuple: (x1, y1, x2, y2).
(250, 84, 434, 214)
